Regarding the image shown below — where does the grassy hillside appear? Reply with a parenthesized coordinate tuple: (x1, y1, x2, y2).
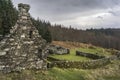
(49, 26, 120, 50)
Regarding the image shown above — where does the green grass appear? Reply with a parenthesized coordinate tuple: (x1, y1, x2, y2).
(0, 68, 87, 80)
(77, 47, 112, 56)
(49, 49, 91, 61)
(49, 54, 90, 61)
(48, 68, 86, 80)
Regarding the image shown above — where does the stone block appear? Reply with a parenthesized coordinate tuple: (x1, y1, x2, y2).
(0, 52, 6, 56)
(4, 48, 10, 51)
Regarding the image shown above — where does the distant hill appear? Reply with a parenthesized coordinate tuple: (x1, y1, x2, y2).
(49, 25, 120, 50)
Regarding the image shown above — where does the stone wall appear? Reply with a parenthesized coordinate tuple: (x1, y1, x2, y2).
(76, 51, 105, 59)
(48, 58, 111, 69)
(48, 54, 120, 69)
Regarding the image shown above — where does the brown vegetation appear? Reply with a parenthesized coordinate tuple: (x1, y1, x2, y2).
(52, 41, 97, 49)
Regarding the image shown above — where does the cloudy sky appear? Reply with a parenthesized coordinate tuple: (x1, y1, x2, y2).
(12, 0, 120, 29)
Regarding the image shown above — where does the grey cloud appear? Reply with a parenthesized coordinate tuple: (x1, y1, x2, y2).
(13, 0, 120, 15)
(12, 0, 120, 29)
(33, 0, 120, 14)
(97, 16, 104, 19)
(109, 10, 120, 16)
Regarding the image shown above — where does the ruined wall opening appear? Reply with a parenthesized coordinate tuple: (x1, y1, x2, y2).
(29, 30, 32, 38)
(38, 49, 43, 59)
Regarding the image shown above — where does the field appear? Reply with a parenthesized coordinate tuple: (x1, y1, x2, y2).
(49, 48, 91, 61)
(49, 41, 115, 61)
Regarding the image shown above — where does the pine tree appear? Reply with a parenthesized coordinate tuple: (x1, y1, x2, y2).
(0, 0, 18, 36)
(31, 18, 52, 43)
(43, 30, 52, 43)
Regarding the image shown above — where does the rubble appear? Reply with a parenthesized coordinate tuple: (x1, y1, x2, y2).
(48, 45, 70, 55)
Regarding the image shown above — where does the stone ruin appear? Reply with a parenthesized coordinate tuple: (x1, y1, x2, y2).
(0, 3, 48, 73)
(48, 45, 69, 55)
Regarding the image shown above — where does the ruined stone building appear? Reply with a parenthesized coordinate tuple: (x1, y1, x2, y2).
(0, 3, 48, 72)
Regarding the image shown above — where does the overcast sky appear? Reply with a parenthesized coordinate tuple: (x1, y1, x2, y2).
(12, 0, 120, 29)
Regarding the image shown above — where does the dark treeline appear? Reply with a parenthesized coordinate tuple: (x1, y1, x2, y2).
(31, 18, 52, 43)
(0, 0, 18, 36)
(49, 25, 120, 50)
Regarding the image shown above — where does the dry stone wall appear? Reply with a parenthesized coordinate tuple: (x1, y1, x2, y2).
(48, 58, 111, 69)
(48, 55, 119, 69)
(76, 51, 105, 59)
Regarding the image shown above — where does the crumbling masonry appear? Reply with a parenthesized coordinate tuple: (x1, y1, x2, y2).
(0, 3, 48, 73)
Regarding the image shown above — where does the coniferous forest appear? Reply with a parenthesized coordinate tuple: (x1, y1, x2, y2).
(0, 0, 18, 36)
